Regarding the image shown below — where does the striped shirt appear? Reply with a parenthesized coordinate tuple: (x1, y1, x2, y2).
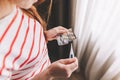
(0, 7, 51, 80)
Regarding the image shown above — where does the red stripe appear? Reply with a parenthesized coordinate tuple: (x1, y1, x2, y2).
(12, 61, 38, 76)
(39, 42, 47, 63)
(0, 13, 24, 75)
(35, 41, 46, 64)
(16, 43, 47, 77)
(24, 45, 47, 77)
(41, 42, 46, 56)
(26, 59, 49, 80)
(12, 73, 29, 80)
(40, 60, 48, 73)
(25, 71, 35, 80)
(13, 47, 48, 79)
(12, 73, 20, 77)
(20, 61, 38, 71)
(27, 25, 43, 64)
(0, 9, 18, 43)
(43, 48, 48, 58)
(26, 48, 40, 64)
(12, 17, 30, 69)
(12, 71, 36, 80)
(25, 59, 50, 80)
(19, 19, 36, 68)
(37, 48, 48, 73)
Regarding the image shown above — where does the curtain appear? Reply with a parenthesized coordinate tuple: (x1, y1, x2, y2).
(73, 0, 120, 80)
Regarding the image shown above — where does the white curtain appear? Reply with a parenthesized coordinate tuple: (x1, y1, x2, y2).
(73, 0, 120, 80)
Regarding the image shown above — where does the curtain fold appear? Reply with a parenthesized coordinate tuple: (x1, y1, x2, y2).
(73, 0, 120, 80)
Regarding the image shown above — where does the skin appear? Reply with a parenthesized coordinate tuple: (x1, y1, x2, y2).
(33, 57, 78, 80)
(0, 0, 15, 19)
(0, 0, 78, 80)
(45, 26, 69, 41)
(13, 0, 38, 9)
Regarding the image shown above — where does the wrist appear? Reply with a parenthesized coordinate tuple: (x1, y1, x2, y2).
(32, 68, 53, 80)
(46, 68, 54, 80)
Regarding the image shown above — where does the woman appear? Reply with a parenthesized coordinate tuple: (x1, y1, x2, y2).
(0, 0, 78, 80)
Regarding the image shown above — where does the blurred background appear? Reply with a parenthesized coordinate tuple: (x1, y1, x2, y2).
(37, 0, 76, 62)
(36, 0, 120, 80)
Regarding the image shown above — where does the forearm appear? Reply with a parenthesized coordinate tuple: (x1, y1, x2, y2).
(32, 69, 53, 80)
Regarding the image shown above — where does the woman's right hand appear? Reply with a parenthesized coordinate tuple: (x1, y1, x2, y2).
(48, 57, 78, 79)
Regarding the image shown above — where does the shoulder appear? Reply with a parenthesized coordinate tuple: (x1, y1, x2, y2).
(18, 8, 43, 30)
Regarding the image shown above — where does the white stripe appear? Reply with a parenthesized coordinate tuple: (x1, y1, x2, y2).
(0, 7, 50, 79)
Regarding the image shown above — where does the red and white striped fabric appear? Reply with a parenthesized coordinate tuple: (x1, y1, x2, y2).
(0, 7, 51, 80)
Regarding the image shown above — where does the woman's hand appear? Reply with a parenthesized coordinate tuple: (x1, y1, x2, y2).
(47, 57, 78, 79)
(32, 57, 78, 80)
(44, 26, 68, 41)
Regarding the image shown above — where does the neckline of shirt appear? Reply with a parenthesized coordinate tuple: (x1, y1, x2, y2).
(0, 7, 17, 23)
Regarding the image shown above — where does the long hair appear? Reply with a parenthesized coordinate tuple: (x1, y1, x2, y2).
(21, 0, 53, 31)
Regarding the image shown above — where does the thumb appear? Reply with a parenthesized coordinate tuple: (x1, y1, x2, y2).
(66, 58, 78, 71)
(59, 57, 77, 64)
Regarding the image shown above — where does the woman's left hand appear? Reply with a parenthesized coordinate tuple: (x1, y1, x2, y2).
(44, 26, 68, 41)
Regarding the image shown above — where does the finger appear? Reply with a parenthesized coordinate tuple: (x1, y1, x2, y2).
(59, 57, 77, 64)
(67, 58, 78, 72)
(57, 30, 67, 34)
(55, 26, 68, 31)
(57, 26, 67, 30)
(53, 26, 69, 36)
